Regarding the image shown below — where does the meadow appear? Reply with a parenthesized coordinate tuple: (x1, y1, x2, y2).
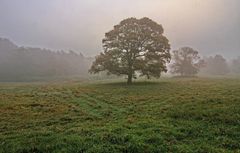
(0, 78, 240, 153)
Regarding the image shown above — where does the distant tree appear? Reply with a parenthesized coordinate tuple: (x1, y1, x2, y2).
(89, 17, 171, 84)
(202, 55, 230, 75)
(231, 56, 240, 74)
(170, 47, 204, 77)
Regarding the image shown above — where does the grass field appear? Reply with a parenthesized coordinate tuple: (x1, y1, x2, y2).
(0, 78, 240, 153)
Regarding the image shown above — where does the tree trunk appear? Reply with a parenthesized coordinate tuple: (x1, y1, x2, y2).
(127, 73, 133, 84)
(127, 57, 133, 84)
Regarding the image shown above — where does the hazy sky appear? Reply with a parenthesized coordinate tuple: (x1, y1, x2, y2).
(0, 0, 239, 58)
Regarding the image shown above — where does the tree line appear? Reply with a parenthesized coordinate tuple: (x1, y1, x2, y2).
(0, 38, 93, 81)
(170, 47, 238, 77)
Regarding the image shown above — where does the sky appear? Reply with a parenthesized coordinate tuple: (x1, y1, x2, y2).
(0, 0, 239, 59)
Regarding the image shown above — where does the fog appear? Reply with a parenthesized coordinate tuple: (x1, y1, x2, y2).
(0, 0, 240, 58)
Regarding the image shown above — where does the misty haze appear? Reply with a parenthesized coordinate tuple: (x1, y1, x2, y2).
(0, 0, 240, 153)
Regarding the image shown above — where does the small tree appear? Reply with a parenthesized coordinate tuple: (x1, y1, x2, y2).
(89, 17, 171, 84)
(170, 47, 204, 77)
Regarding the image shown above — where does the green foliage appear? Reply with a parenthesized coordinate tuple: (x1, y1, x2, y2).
(90, 17, 171, 84)
(0, 78, 240, 152)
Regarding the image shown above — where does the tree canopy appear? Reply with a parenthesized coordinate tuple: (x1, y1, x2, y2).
(170, 47, 204, 77)
(89, 17, 171, 84)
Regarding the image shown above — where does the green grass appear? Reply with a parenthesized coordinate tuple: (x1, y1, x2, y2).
(0, 78, 240, 153)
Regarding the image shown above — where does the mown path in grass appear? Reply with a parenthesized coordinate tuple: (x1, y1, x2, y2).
(71, 91, 128, 119)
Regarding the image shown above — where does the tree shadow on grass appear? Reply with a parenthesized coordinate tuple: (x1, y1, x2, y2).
(101, 81, 170, 87)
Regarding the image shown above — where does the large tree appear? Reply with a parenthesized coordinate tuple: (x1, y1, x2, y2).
(89, 17, 171, 84)
(170, 47, 204, 77)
